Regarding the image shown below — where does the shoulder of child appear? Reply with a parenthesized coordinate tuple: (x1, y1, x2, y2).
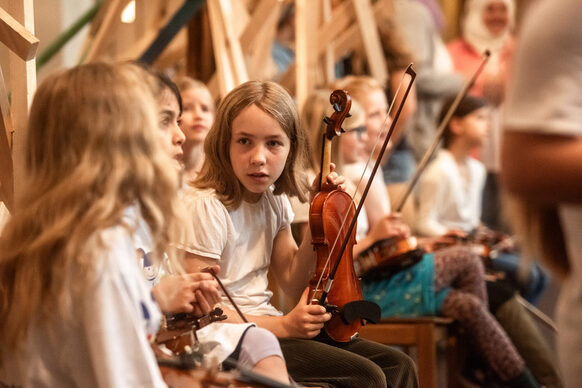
(181, 187, 223, 208)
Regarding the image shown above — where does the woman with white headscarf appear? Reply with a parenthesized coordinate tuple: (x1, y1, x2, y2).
(448, 0, 515, 103)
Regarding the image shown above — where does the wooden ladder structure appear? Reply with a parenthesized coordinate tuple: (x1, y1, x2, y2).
(76, 0, 392, 100)
(0, 1, 38, 213)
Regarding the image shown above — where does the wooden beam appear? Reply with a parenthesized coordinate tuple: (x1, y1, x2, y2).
(281, 0, 391, 96)
(83, 0, 126, 63)
(120, 1, 166, 61)
(0, 66, 13, 210)
(317, 0, 353, 55)
(7, 0, 36, 207)
(152, 29, 187, 69)
(322, 0, 335, 84)
(0, 5, 39, 61)
(229, 0, 249, 37)
(277, 60, 296, 96)
(217, 0, 248, 85)
(332, 0, 384, 66)
(0, 65, 12, 149)
(207, 0, 235, 96)
(186, 3, 214, 82)
(295, 0, 319, 110)
(139, 0, 205, 65)
(239, 0, 277, 51)
(77, 0, 115, 64)
(242, 0, 282, 80)
(352, 0, 387, 85)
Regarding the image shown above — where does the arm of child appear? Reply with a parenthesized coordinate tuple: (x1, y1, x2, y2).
(353, 213, 411, 257)
(502, 131, 582, 204)
(183, 251, 330, 338)
(269, 224, 315, 302)
(269, 166, 346, 302)
(362, 173, 392, 230)
(414, 171, 449, 237)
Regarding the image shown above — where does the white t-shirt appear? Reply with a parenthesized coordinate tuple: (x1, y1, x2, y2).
(503, 1, 582, 385)
(414, 149, 486, 237)
(0, 209, 166, 388)
(181, 187, 294, 316)
(128, 205, 169, 287)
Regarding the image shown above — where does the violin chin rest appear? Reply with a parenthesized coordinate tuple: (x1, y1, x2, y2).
(340, 300, 381, 325)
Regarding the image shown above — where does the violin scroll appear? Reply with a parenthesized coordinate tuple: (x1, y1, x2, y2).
(324, 90, 352, 140)
(319, 90, 352, 190)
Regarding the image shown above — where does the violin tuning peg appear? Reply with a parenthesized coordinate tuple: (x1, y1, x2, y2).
(333, 103, 341, 112)
(323, 116, 333, 125)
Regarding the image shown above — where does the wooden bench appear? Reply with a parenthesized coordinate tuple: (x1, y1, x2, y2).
(358, 317, 459, 388)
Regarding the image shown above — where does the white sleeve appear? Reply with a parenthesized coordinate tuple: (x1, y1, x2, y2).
(82, 252, 166, 387)
(182, 194, 229, 260)
(414, 169, 449, 237)
(278, 194, 295, 232)
(504, 0, 582, 136)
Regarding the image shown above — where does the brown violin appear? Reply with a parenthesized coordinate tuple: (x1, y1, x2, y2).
(308, 69, 417, 342)
(356, 53, 492, 277)
(155, 307, 227, 354)
(419, 228, 512, 261)
(154, 296, 293, 387)
(308, 89, 377, 343)
(354, 236, 423, 278)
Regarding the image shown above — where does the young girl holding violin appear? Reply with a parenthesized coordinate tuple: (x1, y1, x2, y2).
(180, 80, 418, 388)
(413, 95, 548, 305)
(0, 62, 178, 387)
(304, 81, 541, 387)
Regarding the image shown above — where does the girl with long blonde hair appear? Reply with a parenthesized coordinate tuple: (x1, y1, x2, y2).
(0, 62, 186, 386)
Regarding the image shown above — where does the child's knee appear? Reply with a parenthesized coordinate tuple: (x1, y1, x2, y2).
(360, 362, 388, 388)
(239, 327, 284, 367)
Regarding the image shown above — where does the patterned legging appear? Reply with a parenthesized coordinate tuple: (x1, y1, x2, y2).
(433, 246, 525, 381)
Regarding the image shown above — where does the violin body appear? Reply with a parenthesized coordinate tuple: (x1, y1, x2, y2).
(306, 89, 382, 343)
(419, 229, 510, 260)
(309, 187, 363, 342)
(355, 236, 423, 278)
(156, 308, 227, 354)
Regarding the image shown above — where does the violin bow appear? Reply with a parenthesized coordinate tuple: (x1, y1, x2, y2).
(203, 266, 249, 323)
(317, 65, 417, 306)
(394, 50, 491, 213)
(311, 66, 416, 299)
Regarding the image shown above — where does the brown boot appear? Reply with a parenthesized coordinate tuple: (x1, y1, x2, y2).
(506, 369, 540, 388)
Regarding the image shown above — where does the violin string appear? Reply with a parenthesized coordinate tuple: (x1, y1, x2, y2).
(311, 66, 415, 304)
